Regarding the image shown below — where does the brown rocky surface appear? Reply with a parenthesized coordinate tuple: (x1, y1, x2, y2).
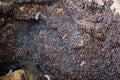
(0, 0, 120, 80)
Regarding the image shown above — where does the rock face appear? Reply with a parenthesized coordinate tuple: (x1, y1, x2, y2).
(0, 0, 120, 80)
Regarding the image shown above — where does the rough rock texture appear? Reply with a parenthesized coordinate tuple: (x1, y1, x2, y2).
(0, 0, 120, 80)
(0, 69, 25, 80)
